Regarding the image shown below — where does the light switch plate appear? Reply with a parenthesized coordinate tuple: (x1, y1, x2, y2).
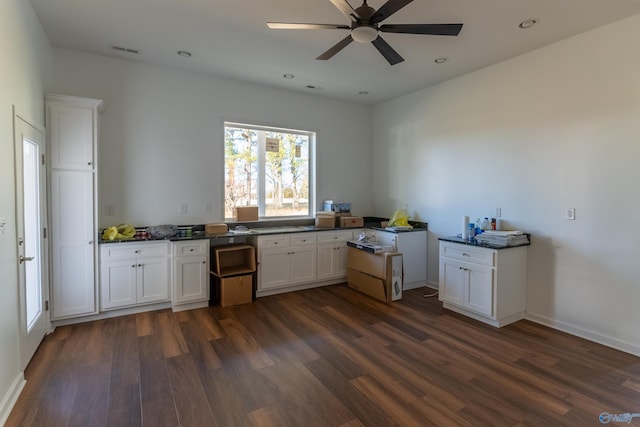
(565, 208, 575, 220)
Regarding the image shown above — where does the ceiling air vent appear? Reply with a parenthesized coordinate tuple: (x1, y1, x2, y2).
(110, 45, 140, 55)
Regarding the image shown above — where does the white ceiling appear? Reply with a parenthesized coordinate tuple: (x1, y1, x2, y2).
(29, 0, 640, 105)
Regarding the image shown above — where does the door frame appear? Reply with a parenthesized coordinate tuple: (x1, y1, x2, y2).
(13, 106, 50, 370)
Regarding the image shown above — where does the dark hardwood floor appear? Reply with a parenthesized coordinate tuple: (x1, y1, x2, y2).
(7, 285, 640, 427)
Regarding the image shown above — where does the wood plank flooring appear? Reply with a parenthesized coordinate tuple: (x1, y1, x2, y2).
(7, 285, 640, 427)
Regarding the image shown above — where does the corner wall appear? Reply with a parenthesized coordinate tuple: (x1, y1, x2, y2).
(372, 14, 640, 355)
(0, 0, 51, 423)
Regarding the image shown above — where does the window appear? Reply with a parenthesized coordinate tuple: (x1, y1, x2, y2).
(224, 122, 314, 220)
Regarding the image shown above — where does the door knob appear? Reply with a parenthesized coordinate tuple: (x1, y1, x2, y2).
(19, 255, 35, 264)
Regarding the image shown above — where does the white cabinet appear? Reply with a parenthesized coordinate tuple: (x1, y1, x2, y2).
(100, 242, 169, 310)
(47, 94, 103, 320)
(366, 229, 427, 290)
(171, 240, 209, 308)
(438, 240, 527, 327)
(258, 234, 316, 292)
(316, 230, 353, 281)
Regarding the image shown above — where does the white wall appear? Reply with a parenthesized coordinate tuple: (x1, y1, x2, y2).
(48, 49, 373, 228)
(372, 14, 640, 355)
(0, 0, 51, 423)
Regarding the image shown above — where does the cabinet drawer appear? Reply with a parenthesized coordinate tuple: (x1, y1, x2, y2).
(290, 233, 316, 246)
(172, 240, 208, 257)
(440, 242, 495, 266)
(317, 230, 353, 244)
(258, 235, 289, 248)
(101, 242, 168, 259)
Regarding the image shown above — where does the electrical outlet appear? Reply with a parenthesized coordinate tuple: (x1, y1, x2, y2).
(565, 208, 575, 220)
(180, 203, 188, 214)
(495, 208, 501, 218)
(205, 202, 212, 213)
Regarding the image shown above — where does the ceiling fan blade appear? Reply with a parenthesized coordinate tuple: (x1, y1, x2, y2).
(371, 36, 404, 65)
(267, 22, 350, 30)
(370, 0, 413, 24)
(330, 0, 360, 20)
(380, 23, 463, 36)
(316, 34, 354, 60)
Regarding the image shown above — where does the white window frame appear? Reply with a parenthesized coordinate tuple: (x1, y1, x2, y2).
(223, 121, 316, 221)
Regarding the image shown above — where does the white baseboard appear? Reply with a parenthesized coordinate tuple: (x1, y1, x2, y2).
(0, 373, 26, 426)
(525, 312, 640, 357)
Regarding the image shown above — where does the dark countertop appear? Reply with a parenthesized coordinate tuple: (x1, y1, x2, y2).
(99, 217, 429, 244)
(99, 225, 359, 244)
(439, 235, 530, 250)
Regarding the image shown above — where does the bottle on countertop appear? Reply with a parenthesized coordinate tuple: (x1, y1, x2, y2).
(468, 223, 475, 240)
(482, 217, 490, 230)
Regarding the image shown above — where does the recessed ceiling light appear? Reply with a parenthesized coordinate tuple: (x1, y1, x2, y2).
(283, 74, 295, 79)
(434, 57, 448, 64)
(178, 50, 192, 57)
(518, 19, 538, 29)
(358, 91, 369, 95)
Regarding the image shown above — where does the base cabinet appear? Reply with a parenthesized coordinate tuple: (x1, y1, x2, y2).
(258, 234, 316, 291)
(440, 258, 494, 317)
(365, 229, 427, 289)
(172, 240, 210, 307)
(100, 242, 169, 310)
(256, 230, 362, 296)
(439, 240, 527, 327)
(316, 230, 353, 281)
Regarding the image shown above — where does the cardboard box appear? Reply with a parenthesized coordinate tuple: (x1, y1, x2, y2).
(205, 223, 228, 234)
(220, 274, 253, 307)
(339, 216, 363, 228)
(212, 244, 256, 277)
(315, 211, 336, 228)
(233, 206, 258, 222)
(346, 246, 403, 303)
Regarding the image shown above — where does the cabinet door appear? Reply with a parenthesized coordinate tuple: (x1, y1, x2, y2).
(259, 248, 291, 290)
(316, 244, 337, 281)
(48, 104, 94, 171)
(466, 265, 494, 316)
(173, 256, 209, 304)
(439, 259, 466, 306)
(137, 257, 169, 304)
(289, 246, 316, 284)
(333, 245, 349, 278)
(100, 260, 137, 309)
(317, 243, 349, 281)
(51, 170, 96, 318)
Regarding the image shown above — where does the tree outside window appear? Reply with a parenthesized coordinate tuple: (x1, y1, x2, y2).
(224, 122, 313, 219)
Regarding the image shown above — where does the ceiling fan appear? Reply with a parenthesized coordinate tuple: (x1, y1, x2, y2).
(267, 0, 463, 65)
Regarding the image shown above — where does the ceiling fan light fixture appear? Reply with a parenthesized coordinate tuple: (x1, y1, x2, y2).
(351, 25, 378, 43)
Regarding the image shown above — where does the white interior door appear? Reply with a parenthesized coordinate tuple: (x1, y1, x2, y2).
(14, 111, 49, 370)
